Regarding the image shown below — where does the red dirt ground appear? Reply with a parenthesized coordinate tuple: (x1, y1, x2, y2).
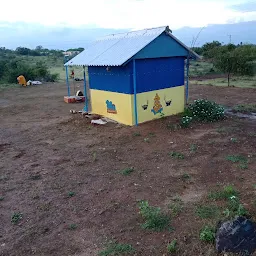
(0, 83, 255, 256)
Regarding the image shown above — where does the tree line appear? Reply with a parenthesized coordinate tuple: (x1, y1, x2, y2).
(192, 41, 256, 86)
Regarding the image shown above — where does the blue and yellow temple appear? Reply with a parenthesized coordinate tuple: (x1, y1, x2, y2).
(65, 26, 199, 125)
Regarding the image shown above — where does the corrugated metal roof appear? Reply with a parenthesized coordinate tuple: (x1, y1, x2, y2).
(65, 26, 168, 66)
(65, 26, 199, 67)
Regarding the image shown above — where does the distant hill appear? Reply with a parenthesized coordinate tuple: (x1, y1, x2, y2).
(0, 21, 255, 50)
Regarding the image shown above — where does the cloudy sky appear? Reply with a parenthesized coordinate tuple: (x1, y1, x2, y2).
(1, 0, 256, 49)
(1, 0, 256, 30)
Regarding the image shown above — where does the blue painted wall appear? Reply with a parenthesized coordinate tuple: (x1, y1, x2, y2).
(135, 57, 185, 93)
(89, 57, 184, 94)
(133, 33, 189, 60)
(88, 63, 133, 94)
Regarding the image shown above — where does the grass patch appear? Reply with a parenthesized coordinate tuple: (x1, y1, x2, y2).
(234, 104, 256, 113)
(208, 185, 238, 200)
(190, 144, 198, 152)
(169, 151, 185, 159)
(93, 152, 97, 162)
(196, 205, 221, 219)
(230, 138, 238, 143)
(133, 132, 141, 137)
(29, 174, 42, 180)
(120, 167, 135, 176)
(169, 198, 183, 217)
(98, 242, 135, 256)
(181, 173, 191, 181)
(68, 191, 75, 197)
(138, 200, 170, 231)
(223, 197, 248, 218)
(0, 196, 4, 201)
(226, 155, 248, 169)
(167, 240, 178, 253)
(69, 224, 78, 230)
(11, 212, 23, 224)
(199, 225, 215, 243)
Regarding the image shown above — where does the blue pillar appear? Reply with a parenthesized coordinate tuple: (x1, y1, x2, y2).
(83, 66, 89, 112)
(65, 65, 70, 97)
(186, 57, 189, 105)
(133, 59, 138, 126)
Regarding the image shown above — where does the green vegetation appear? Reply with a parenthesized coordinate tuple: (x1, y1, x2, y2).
(199, 225, 215, 243)
(234, 104, 256, 113)
(93, 152, 97, 162)
(69, 224, 78, 230)
(181, 173, 191, 181)
(68, 191, 75, 197)
(138, 200, 170, 231)
(191, 76, 256, 88)
(169, 151, 185, 159)
(98, 242, 135, 256)
(180, 116, 193, 128)
(181, 99, 225, 128)
(226, 155, 248, 169)
(188, 99, 225, 122)
(230, 138, 238, 143)
(167, 240, 178, 253)
(169, 198, 183, 217)
(120, 167, 135, 176)
(11, 212, 23, 224)
(190, 144, 198, 152)
(0, 196, 4, 201)
(196, 205, 221, 219)
(133, 132, 141, 137)
(208, 185, 238, 200)
(223, 197, 248, 218)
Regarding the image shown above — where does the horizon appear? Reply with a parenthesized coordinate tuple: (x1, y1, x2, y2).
(1, 0, 256, 49)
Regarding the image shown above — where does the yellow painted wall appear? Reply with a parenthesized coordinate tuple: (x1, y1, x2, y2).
(90, 86, 184, 126)
(90, 89, 134, 125)
(135, 86, 185, 124)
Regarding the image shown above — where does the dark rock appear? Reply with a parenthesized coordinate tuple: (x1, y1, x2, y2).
(216, 216, 256, 255)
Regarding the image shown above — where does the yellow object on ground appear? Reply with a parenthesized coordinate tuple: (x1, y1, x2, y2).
(17, 75, 27, 86)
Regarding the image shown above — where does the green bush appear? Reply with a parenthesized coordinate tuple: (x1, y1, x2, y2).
(188, 99, 225, 122)
(180, 116, 193, 128)
(0, 60, 59, 83)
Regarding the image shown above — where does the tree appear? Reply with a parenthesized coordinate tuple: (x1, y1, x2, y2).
(213, 44, 256, 86)
(35, 45, 43, 51)
(202, 41, 222, 58)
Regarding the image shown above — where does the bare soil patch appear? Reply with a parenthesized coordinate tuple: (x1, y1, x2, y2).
(0, 83, 255, 256)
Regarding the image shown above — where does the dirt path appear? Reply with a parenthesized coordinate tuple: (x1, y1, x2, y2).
(0, 83, 255, 256)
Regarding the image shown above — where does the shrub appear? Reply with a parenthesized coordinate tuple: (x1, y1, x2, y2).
(199, 225, 215, 243)
(138, 200, 170, 231)
(188, 99, 225, 122)
(11, 212, 23, 224)
(180, 116, 193, 128)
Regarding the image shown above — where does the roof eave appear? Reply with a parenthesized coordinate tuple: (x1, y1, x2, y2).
(165, 30, 201, 60)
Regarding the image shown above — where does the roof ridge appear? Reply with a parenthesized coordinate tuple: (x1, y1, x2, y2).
(97, 26, 169, 41)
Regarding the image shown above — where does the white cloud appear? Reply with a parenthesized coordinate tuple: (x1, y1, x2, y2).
(2, 0, 256, 29)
